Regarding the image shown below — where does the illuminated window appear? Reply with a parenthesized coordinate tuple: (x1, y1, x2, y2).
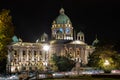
(69, 24, 70, 27)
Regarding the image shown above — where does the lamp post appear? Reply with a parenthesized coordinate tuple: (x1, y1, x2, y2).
(43, 44, 50, 71)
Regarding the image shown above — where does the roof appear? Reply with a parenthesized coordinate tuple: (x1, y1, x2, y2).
(41, 32, 48, 38)
(49, 40, 86, 45)
(77, 31, 84, 36)
(69, 40, 86, 45)
(55, 8, 71, 24)
(50, 40, 72, 44)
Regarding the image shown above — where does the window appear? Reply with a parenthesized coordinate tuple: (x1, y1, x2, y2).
(14, 50, 17, 55)
(34, 51, 36, 55)
(23, 50, 25, 55)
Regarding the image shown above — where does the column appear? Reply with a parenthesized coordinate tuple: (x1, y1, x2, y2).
(81, 48, 85, 64)
(26, 49, 29, 61)
(85, 49, 89, 64)
(20, 49, 23, 62)
(7, 47, 11, 73)
(32, 50, 34, 61)
(18, 49, 21, 61)
(7, 48, 11, 63)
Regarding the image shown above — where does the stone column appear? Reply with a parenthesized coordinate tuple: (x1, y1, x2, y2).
(20, 49, 23, 62)
(7, 48, 11, 63)
(16, 50, 19, 62)
(32, 50, 34, 61)
(26, 49, 29, 61)
(7, 48, 11, 73)
(81, 48, 84, 64)
(81, 47, 85, 64)
(84, 49, 89, 65)
(18, 49, 21, 61)
(37, 50, 40, 61)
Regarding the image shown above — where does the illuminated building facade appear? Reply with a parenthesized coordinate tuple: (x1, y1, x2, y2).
(6, 8, 94, 73)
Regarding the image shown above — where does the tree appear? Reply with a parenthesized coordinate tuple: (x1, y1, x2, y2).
(88, 44, 120, 72)
(51, 54, 75, 71)
(49, 58, 58, 72)
(0, 9, 14, 73)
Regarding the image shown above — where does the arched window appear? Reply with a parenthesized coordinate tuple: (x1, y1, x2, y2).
(64, 47, 68, 56)
(77, 51, 79, 56)
(81, 36, 83, 40)
(76, 48, 80, 57)
(69, 48, 73, 57)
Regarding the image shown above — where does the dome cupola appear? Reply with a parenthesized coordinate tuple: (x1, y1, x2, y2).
(51, 8, 73, 40)
(12, 35, 19, 43)
(41, 32, 48, 42)
(55, 8, 71, 24)
(77, 31, 85, 42)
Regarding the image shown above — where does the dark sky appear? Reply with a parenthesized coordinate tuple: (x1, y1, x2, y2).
(0, 0, 120, 44)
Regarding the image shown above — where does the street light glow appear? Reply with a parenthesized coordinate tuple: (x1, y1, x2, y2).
(43, 45, 50, 51)
(104, 60, 110, 66)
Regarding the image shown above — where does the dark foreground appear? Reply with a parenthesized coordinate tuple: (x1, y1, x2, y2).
(43, 75, 120, 80)
(29, 74, 120, 80)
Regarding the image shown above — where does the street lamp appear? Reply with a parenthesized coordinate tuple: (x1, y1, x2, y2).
(43, 45, 50, 52)
(104, 60, 110, 66)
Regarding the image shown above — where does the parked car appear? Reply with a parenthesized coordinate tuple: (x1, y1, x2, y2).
(111, 70, 120, 74)
(6, 74, 19, 80)
(38, 74, 46, 79)
(52, 72, 65, 78)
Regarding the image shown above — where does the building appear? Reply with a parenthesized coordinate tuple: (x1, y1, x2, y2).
(6, 8, 94, 73)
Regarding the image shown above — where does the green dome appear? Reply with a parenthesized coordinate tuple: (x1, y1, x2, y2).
(55, 8, 71, 24)
(12, 35, 19, 43)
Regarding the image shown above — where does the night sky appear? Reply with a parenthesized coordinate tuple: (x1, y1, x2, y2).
(0, 0, 120, 45)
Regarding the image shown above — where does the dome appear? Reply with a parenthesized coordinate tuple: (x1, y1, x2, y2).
(55, 8, 71, 24)
(40, 32, 48, 42)
(69, 40, 86, 45)
(12, 35, 19, 43)
(41, 32, 48, 38)
(77, 31, 84, 36)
